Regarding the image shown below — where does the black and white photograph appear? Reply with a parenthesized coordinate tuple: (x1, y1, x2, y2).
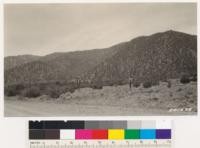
(4, 3, 197, 116)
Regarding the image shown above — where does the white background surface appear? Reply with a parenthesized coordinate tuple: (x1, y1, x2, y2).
(0, 0, 199, 147)
(0, 117, 200, 147)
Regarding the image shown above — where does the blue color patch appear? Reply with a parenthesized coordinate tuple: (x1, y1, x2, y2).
(140, 129, 156, 139)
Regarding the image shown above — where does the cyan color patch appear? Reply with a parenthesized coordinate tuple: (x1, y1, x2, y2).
(140, 129, 156, 139)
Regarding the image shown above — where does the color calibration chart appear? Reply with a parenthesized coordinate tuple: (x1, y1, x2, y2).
(29, 120, 172, 148)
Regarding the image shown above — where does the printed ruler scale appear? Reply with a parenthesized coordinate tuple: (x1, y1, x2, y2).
(29, 120, 172, 148)
(30, 140, 171, 148)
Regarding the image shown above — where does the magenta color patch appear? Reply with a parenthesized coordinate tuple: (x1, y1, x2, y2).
(75, 130, 93, 139)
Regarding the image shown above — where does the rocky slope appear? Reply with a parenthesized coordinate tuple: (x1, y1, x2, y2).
(5, 30, 197, 86)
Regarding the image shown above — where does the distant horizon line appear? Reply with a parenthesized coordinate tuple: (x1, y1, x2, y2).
(5, 29, 197, 58)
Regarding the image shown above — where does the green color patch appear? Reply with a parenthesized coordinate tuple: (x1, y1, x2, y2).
(125, 129, 140, 139)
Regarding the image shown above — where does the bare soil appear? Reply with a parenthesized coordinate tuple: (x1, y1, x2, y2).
(4, 80, 197, 116)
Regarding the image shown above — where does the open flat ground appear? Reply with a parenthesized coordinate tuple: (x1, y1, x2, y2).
(4, 80, 197, 116)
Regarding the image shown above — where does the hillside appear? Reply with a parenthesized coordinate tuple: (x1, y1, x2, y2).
(5, 48, 117, 85)
(86, 30, 197, 84)
(4, 55, 40, 70)
(4, 30, 197, 86)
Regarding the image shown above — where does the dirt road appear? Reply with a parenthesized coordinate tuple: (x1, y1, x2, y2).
(4, 81, 197, 116)
(4, 99, 195, 117)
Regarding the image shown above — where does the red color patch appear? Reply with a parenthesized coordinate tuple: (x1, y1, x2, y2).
(92, 129, 108, 139)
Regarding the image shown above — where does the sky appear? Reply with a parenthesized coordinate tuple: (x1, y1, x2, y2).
(4, 3, 197, 56)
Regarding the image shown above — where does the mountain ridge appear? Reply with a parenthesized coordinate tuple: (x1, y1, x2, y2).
(85, 30, 197, 84)
(5, 30, 197, 86)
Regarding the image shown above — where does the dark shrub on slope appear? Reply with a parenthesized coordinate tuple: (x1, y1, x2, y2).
(180, 75, 190, 84)
(21, 86, 41, 98)
(143, 82, 152, 88)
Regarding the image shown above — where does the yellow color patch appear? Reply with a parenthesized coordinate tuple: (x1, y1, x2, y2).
(108, 129, 124, 140)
